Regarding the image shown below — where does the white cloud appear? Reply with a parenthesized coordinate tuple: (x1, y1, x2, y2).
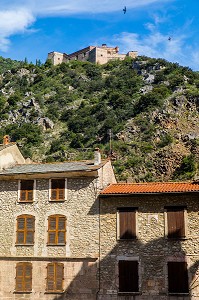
(0, 9, 35, 52)
(109, 22, 199, 70)
(0, 0, 173, 52)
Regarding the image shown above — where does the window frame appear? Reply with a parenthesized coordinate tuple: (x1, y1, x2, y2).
(18, 179, 36, 203)
(117, 207, 138, 240)
(16, 214, 35, 245)
(15, 262, 32, 293)
(49, 178, 67, 202)
(46, 262, 64, 293)
(167, 261, 189, 295)
(164, 206, 187, 239)
(118, 259, 139, 294)
(47, 214, 66, 246)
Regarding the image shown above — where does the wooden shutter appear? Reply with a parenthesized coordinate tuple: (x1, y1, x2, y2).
(55, 263, 64, 291)
(48, 215, 66, 245)
(47, 263, 55, 291)
(119, 260, 139, 292)
(168, 262, 189, 293)
(20, 180, 34, 202)
(16, 262, 32, 292)
(119, 208, 136, 239)
(51, 179, 65, 201)
(17, 215, 35, 245)
(167, 207, 185, 238)
(47, 263, 64, 292)
(26, 216, 35, 244)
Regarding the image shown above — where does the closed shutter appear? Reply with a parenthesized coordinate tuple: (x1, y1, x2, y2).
(56, 263, 64, 291)
(168, 261, 189, 293)
(48, 215, 66, 245)
(51, 179, 65, 201)
(16, 262, 32, 292)
(17, 217, 25, 244)
(17, 215, 35, 245)
(47, 263, 64, 292)
(47, 263, 55, 291)
(167, 207, 185, 238)
(119, 260, 139, 292)
(25, 263, 32, 291)
(26, 216, 35, 244)
(119, 208, 136, 239)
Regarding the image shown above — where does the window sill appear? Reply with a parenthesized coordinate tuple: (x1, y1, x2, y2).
(49, 200, 66, 203)
(47, 244, 66, 246)
(168, 293, 189, 296)
(18, 201, 33, 203)
(117, 238, 137, 241)
(14, 291, 32, 294)
(118, 292, 141, 296)
(45, 291, 64, 294)
(15, 244, 34, 246)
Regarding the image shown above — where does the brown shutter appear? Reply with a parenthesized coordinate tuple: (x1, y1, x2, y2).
(58, 216, 66, 244)
(48, 215, 66, 245)
(16, 262, 32, 292)
(119, 208, 136, 239)
(47, 263, 64, 292)
(119, 260, 139, 292)
(26, 216, 35, 244)
(168, 262, 189, 293)
(167, 207, 185, 238)
(17, 216, 25, 244)
(17, 215, 35, 245)
(16, 263, 23, 291)
(56, 263, 64, 291)
(47, 263, 55, 291)
(25, 263, 32, 291)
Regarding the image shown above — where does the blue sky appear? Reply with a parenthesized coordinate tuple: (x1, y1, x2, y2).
(0, 0, 199, 70)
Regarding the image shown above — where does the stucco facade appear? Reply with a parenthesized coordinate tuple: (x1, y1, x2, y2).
(99, 185, 199, 300)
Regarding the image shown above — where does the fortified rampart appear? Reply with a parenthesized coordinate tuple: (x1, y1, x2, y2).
(48, 44, 138, 65)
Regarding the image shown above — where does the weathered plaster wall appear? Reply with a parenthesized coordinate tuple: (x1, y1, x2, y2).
(99, 193, 199, 300)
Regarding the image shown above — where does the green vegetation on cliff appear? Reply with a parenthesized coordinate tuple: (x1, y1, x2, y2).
(0, 56, 199, 182)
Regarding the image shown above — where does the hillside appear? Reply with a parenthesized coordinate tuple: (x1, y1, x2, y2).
(0, 56, 198, 182)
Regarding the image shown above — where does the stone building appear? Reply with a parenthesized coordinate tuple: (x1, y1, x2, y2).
(99, 182, 199, 300)
(47, 44, 138, 65)
(0, 141, 116, 300)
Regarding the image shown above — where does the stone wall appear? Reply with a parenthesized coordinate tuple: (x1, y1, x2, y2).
(99, 193, 199, 299)
(0, 176, 100, 299)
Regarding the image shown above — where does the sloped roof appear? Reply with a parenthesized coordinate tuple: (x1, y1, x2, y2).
(0, 160, 108, 176)
(100, 182, 199, 195)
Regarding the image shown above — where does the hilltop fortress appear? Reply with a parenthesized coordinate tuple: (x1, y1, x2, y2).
(48, 44, 138, 65)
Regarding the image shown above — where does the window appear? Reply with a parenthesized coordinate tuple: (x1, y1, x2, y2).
(46, 262, 64, 292)
(118, 208, 137, 239)
(166, 206, 186, 238)
(50, 179, 66, 201)
(19, 180, 34, 202)
(168, 261, 189, 294)
(48, 215, 66, 245)
(16, 215, 35, 245)
(15, 262, 32, 292)
(119, 260, 139, 293)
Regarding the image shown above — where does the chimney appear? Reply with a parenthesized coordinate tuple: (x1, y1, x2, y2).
(94, 148, 101, 165)
(3, 135, 10, 145)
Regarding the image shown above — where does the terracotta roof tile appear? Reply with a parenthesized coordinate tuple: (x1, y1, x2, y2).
(100, 182, 199, 195)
